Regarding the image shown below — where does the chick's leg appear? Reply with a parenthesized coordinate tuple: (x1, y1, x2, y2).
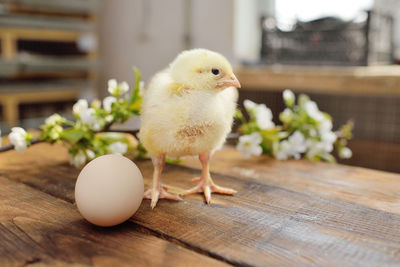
(181, 152, 237, 204)
(143, 154, 182, 209)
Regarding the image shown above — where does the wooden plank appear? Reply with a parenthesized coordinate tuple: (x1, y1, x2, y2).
(0, 59, 17, 75)
(16, 54, 99, 72)
(181, 146, 400, 215)
(235, 66, 400, 96)
(3, 70, 91, 79)
(0, 27, 81, 42)
(0, 88, 79, 125)
(0, 79, 92, 93)
(1, 143, 400, 266)
(1, 32, 16, 60)
(0, 88, 79, 103)
(1, 97, 18, 126)
(0, 143, 79, 201)
(0, 15, 94, 31)
(0, 176, 227, 266)
(1, 0, 100, 14)
(0, 56, 98, 77)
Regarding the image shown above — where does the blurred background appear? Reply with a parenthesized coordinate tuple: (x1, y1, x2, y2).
(0, 0, 399, 172)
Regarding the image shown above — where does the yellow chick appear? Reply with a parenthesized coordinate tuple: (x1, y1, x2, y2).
(139, 48, 241, 209)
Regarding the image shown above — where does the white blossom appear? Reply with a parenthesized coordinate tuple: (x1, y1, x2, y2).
(105, 115, 114, 123)
(108, 79, 129, 95)
(103, 96, 117, 112)
(11, 127, 26, 135)
(108, 79, 117, 91)
(120, 81, 129, 93)
(280, 108, 293, 123)
(86, 149, 96, 160)
(244, 99, 257, 111)
(70, 150, 86, 167)
(304, 101, 324, 122)
(108, 141, 128, 155)
(236, 132, 263, 158)
(256, 104, 275, 130)
(339, 147, 352, 159)
(48, 125, 63, 140)
(276, 131, 307, 160)
(289, 131, 307, 155)
(309, 128, 317, 137)
(8, 127, 28, 153)
(319, 118, 333, 134)
(306, 134, 336, 159)
(81, 108, 101, 131)
(283, 89, 295, 107)
(45, 113, 63, 125)
(243, 99, 275, 130)
(305, 140, 322, 159)
(320, 131, 337, 153)
(91, 99, 101, 109)
(276, 140, 292, 160)
(73, 99, 89, 115)
(315, 116, 336, 153)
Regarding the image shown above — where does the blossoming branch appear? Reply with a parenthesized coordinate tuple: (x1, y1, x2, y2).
(236, 89, 353, 162)
(1, 69, 144, 168)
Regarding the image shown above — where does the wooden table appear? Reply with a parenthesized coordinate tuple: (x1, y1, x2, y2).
(0, 143, 400, 266)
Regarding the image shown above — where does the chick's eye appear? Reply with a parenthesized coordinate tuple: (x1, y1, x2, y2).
(211, 68, 220, 75)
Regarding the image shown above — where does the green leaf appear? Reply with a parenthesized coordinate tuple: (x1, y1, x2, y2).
(166, 157, 184, 164)
(130, 67, 141, 105)
(260, 141, 273, 155)
(235, 109, 248, 125)
(320, 152, 337, 163)
(238, 122, 259, 135)
(134, 142, 148, 159)
(96, 132, 128, 143)
(61, 129, 85, 144)
(130, 98, 142, 113)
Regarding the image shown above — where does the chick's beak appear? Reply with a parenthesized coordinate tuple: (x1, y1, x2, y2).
(217, 73, 241, 88)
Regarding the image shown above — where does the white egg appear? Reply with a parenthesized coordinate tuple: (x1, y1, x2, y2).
(75, 154, 144, 227)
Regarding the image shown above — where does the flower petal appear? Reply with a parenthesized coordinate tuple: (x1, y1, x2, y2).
(243, 99, 257, 111)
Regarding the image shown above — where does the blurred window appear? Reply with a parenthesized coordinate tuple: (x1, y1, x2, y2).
(276, 0, 373, 31)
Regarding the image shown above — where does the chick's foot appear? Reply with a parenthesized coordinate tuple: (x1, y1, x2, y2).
(181, 152, 236, 204)
(182, 175, 236, 204)
(144, 184, 182, 209)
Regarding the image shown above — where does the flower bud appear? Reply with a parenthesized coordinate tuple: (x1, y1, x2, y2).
(283, 89, 295, 107)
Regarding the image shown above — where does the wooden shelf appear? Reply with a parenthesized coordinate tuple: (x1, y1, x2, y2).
(0, 15, 95, 31)
(235, 65, 400, 96)
(0, 0, 100, 15)
(0, 0, 100, 126)
(0, 80, 91, 125)
(0, 55, 98, 77)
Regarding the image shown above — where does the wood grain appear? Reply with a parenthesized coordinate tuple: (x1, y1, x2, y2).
(0, 175, 227, 266)
(181, 146, 400, 215)
(1, 143, 400, 266)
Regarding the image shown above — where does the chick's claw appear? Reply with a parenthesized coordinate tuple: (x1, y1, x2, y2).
(181, 176, 237, 204)
(192, 177, 201, 182)
(143, 185, 182, 209)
